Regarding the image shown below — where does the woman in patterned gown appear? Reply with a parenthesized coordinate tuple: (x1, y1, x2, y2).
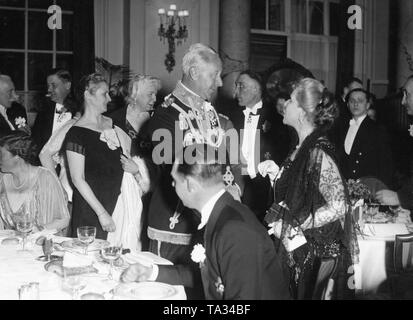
(64, 74, 123, 240)
(261, 78, 359, 299)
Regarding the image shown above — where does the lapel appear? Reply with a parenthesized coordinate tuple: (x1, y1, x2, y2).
(0, 113, 12, 131)
(349, 116, 370, 155)
(203, 192, 233, 251)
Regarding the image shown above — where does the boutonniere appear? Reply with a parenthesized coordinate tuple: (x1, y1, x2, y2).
(99, 129, 120, 150)
(15, 117, 26, 128)
(191, 243, 206, 266)
(262, 120, 271, 133)
(409, 125, 413, 137)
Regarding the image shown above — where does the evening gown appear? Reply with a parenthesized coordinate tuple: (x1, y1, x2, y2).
(64, 126, 123, 240)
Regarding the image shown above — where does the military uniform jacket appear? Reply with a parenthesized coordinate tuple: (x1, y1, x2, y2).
(145, 81, 243, 253)
(338, 116, 394, 187)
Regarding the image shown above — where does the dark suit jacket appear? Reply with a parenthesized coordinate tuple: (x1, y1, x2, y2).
(31, 94, 78, 149)
(0, 102, 28, 137)
(157, 192, 291, 300)
(337, 116, 394, 187)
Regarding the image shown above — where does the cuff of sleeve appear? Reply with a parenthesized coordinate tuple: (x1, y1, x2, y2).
(147, 264, 159, 281)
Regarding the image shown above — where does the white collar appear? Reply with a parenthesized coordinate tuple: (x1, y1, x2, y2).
(350, 114, 367, 126)
(0, 104, 6, 113)
(198, 189, 226, 230)
(244, 100, 263, 116)
(179, 81, 202, 99)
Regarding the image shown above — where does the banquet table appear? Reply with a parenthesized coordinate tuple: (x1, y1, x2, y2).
(354, 221, 413, 296)
(0, 234, 186, 300)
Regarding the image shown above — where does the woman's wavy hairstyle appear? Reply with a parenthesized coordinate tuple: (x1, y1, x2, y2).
(75, 73, 107, 112)
(127, 74, 161, 106)
(292, 78, 338, 131)
(0, 132, 39, 165)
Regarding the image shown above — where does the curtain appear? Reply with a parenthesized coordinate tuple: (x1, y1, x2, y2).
(72, 0, 95, 87)
(335, 0, 356, 96)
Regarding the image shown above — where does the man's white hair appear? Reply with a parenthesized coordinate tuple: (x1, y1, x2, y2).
(182, 43, 220, 76)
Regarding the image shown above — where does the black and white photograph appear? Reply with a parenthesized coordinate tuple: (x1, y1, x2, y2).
(0, 0, 412, 307)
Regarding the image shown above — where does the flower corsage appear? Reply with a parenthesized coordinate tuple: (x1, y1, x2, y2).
(15, 117, 26, 129)
(99, 129, 120, 150)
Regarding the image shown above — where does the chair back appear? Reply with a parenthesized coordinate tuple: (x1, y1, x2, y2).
(394, 233, 413, 273)
(312, 258, 338, 300)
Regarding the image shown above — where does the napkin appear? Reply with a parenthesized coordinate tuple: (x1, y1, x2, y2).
(63, 251, 94, 268)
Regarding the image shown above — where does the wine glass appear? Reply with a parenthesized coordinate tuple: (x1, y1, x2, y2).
(101, 244, 123, 281)
(62, 267, 86, 300)
(77, 226, 96, 255)
(16, 213, 34, 252)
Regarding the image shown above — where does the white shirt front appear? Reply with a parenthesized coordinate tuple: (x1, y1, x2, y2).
(198, 188, 226, 230)
(52, 103, 72, 134)
(242, 101, 263, 179)
(148, 188, 226, 281)
(0, 104, 15, 131)
(344, 114, 367, 155)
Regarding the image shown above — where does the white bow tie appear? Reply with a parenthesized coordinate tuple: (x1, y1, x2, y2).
(243, 109, 257, 118)
(349, 119, 357, 126)
(55, 103, 65, 113)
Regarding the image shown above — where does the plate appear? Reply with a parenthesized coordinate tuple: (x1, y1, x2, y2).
(61, 239, 110, 252)
(113, 282, 178, 300)
(0, 230, 15, 238)
(123, 252, 173, 266)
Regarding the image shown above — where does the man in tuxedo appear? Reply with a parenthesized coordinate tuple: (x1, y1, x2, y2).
(0, 75, 25, 136)
(377, 75, 413, 211)
(231, 70, 275, 222)
(31, 68, 78, 150)
(121, 144, 291, 300)
(328, 78, 363, 148)
(337, 88, 394, 187)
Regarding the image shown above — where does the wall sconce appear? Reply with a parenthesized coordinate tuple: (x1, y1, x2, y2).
(158, 4, 189, 73)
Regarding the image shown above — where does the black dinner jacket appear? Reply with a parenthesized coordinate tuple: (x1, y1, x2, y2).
(0, 102, 28, 137)
(157, 192, 291, 300)
(337, 116, 394, 187)
(31, 94, 78, 149)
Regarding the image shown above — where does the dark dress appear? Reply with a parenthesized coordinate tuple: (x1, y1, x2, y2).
(265, 131, 358, 300)
(64, 126, 123, 240)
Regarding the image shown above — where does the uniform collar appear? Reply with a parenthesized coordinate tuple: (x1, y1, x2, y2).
(172, 81, 207, 111)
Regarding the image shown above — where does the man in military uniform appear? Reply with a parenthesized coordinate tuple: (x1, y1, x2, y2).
(145, 44, 243, 298)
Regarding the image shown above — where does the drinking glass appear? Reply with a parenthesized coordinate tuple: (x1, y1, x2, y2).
(77, 226, 96, 255)
(62, 268, 86, 300)
(16, 213, 34, 252)
(101, 244, 122, 281)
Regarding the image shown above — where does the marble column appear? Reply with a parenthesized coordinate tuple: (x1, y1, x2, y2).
(396, 0, 413, 88)
(219, 0, 251, 100)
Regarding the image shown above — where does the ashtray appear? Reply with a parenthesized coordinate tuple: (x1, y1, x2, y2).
(36, 255, 63, 262)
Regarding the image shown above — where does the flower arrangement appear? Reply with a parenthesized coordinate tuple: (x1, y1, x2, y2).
(347, 179, 372, 204)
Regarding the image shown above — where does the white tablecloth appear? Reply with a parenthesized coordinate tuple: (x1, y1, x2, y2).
(0, 238, 186, 300)
(354, 223, 413, 295)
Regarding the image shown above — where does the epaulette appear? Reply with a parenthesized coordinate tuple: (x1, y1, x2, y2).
(161, 95, 175, 108)
(218, 113, 229, 120)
